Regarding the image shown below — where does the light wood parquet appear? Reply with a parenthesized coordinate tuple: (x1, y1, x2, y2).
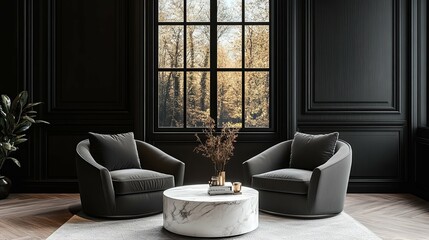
(344, 194, 429, 240)
(0, 194, 80, 240)
(0, 193, 428, 240)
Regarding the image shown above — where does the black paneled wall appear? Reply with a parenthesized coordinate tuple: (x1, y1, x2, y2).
(296, 0, 409, 192)
(0, 0, 426, 193)
(1, 0, 139, 192)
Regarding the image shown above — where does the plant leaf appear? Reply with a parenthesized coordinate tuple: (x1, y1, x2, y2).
(14, 134, 26, 139)
(7, 157, 21, 167)
(35, 120, 50, 124)
(0, 118, 6, 131)
(22, 115, 36, 123)
(0, 106, 6, 117)
(3, 142, 13, 150)
(11, 96, 20, 115)
(24, 102, 42, 110)
(1, 95, 11, 113)
(6, 113, 15, 133)
(25, 110, 37, 115)
(2, 117, 9, 133)
(15, 121, 32, 133)
(10, 91, 26, 116)
(18, 91, 28, 108)
(14, 138, 28, 145)
(15, 120, 30, 129)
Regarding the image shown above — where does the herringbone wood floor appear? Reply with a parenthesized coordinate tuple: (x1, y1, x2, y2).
(345, 194, 429, 240)
(0, 194, 428, 240)
(0, 194, 80, 240)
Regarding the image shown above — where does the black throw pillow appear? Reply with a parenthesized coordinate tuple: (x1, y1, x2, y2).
(88, 132, 141, 171)
(289, 132, 339, 171)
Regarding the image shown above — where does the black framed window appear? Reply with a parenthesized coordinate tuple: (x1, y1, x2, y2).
(155, 0, 272, 130)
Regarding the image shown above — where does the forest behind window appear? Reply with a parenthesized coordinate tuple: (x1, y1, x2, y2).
(157, 0, 270, 129)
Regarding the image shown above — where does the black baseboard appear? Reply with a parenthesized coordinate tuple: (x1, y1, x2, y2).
(347, 182, 408, 193)
(414, 188, 429, 201)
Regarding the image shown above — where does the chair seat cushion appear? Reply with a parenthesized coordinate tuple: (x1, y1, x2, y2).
(252, 168, 312, 195)
(110, 169, 174, 195)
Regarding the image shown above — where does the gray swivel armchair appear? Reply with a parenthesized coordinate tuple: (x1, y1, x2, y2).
(243, 139, 352, 217)
(76, 139, 185, 218)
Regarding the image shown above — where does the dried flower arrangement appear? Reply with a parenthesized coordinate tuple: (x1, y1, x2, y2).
(194, 117, 239, 175)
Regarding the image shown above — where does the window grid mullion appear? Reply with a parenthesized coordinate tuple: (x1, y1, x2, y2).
(241, 0, 246, 128)
(210, 0, 218, 126)
(159, 68, 270, 71)
(183, 0, 187, 128)
(158, 22, 269, 25)
(269, 0, 272, 128)
(155, 0, 159, 130)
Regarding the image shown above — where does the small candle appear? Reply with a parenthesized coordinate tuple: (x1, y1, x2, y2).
(210, 176, 219, 186)
(232, 182, 242, 193)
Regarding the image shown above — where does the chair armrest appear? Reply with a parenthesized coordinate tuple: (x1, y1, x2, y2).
(136, 140, 185, 186)
(242, 140, 292, 186)
(308, 141, 352, 213)
(76, 140, 115, 216)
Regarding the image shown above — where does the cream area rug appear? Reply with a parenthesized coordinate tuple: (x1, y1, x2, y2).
(47, 211, 380, 240)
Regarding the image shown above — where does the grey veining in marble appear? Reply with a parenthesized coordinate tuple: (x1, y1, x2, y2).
(163, 184, 259, 237)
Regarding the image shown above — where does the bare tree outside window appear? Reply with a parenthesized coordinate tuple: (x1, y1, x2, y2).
(218, 26, 242, 68)
(218, 72, 242, 127)
(159, 0, 184, 22)
(158, 26, 184, 68)
(187, 0, 210, 22)
(187, 72, 210, 127)
(158, 71, 184, 127)
(217, 0, 242, 22)
(157, 0, 270, 129)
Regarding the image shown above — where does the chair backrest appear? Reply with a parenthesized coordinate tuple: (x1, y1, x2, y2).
(76, 139, 96, 165)
(333, 140, 352, 162)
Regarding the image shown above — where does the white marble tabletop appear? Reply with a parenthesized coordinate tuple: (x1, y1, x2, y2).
(163, 184, 258, 202)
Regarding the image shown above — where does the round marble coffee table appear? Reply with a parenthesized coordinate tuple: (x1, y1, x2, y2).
(163, 184, 259, 237)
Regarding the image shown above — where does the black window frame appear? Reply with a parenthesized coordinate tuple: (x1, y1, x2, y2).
(147, 0, 277, 136)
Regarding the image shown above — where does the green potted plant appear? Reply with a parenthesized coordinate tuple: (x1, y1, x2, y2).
(0, 91, 49, 199)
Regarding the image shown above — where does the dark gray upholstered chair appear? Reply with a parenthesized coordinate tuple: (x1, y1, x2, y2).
(76, 139, 185, 218)
(243, 140, 352, 217)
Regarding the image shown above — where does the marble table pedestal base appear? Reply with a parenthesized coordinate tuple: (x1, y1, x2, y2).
(163, 184, 259, 238)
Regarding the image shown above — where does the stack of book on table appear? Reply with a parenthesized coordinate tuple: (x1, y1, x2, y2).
(208, 182, 233, 195)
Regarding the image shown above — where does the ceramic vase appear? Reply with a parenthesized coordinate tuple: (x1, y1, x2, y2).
(0, 176, 11, 199)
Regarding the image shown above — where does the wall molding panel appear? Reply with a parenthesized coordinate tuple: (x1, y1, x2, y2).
(304, 0, 401, 113)
(46, 0, 130, 114)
